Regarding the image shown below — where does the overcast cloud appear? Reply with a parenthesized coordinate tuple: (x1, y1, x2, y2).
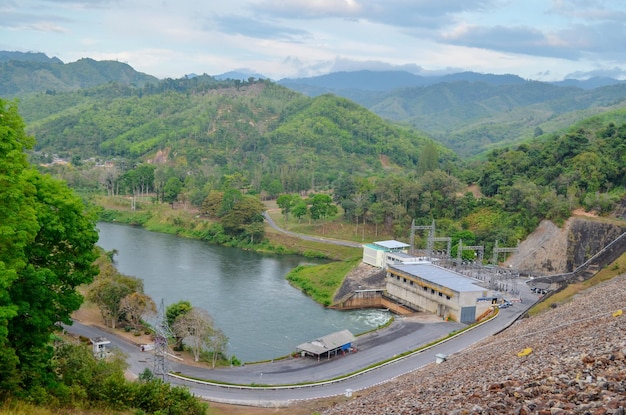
(1, 0, 625, 80)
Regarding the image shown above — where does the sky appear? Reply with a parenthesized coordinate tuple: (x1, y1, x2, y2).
(2, 0, 626, 81)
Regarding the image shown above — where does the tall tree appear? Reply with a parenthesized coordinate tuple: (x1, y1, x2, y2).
(221, 195, 265, 239)
(120, 292, 157, 328)
(172, 307, 215, 362)
(276, 193, 299, 223)
(163, 176, 183, 206)
(0, 98, 99, 395)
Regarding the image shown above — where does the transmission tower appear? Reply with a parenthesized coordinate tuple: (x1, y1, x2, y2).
(492, 240, 520, 265)
(456, 239, 484, 264)
(153, 299, 173, 380)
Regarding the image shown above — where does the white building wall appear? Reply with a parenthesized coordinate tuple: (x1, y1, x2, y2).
(362, 246, 379, 267)
(386, 270, 492, 323)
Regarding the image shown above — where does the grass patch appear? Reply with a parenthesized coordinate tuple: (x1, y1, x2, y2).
(0, 400, 134, 414)
(286, 257, 361, 306)
(266, 207, 395, 244)
(527, 252, 626, 316)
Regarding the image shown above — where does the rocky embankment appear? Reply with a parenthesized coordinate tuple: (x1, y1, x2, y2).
(505, 217, 626, 275)
(324, 273, 626, 414)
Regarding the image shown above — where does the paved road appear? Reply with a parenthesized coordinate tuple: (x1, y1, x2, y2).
(263, 211, 363, 248)
(66, 280, 538, 406)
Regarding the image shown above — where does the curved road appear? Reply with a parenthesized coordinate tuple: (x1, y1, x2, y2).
(263, 211, 363, 248)
(66, 283, 538, 406)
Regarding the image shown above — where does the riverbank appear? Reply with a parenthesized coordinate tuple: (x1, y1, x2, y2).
(94, 195, 362, 261)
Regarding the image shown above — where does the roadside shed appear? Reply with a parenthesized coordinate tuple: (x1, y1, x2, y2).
(297, 329, 357, 360)
(90, 336, 110, 360)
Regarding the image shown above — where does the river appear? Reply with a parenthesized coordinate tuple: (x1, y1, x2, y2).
(96, 222, 391, 362)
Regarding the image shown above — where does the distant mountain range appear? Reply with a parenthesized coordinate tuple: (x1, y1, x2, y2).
(277, 69, 626, 93)
(275, 70, 626, 156)
(3, 51, 626, 157)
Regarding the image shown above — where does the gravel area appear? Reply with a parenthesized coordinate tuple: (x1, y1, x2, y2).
(324, 273, 626, 414)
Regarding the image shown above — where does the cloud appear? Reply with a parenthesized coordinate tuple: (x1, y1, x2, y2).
(252, 0, 362, 19)
(550, 0, 626, 22)
(441, 24, 582, 59)
(328, 57, 426, 73)
(0, 10, 70, 32)
(208, 14, 309, 41)
(253, 0, 495, 28)
(565, 66, 626, 80)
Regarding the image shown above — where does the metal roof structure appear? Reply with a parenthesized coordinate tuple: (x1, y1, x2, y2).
(391, 263, 485, 293)
(296, 329, 356, 356)
(372, 240, 410, 250)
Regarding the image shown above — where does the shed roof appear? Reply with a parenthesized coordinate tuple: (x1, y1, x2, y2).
(297, 329, 356, 356)
(90, 336, 110, 345)
(391, 263, 485, 293)
(373, 240, 410, 250)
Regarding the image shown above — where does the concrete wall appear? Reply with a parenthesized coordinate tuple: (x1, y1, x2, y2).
(331, 290, 415, 315)
(385, 269, 491, 323)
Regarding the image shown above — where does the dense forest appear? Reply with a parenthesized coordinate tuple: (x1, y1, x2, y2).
(282, 71, 626, 157)
(7, 66, 626, 257)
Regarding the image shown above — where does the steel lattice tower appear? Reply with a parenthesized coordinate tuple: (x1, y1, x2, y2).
(153, 299, 173, 380)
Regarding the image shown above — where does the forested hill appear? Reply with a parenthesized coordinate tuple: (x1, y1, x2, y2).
(281, 71, 626, 157)
(0, 53, 158, 96)
(19, 77, 453, 192)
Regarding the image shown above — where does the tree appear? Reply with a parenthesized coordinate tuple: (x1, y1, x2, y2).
(120, 292, 157, 328)
(88, 278, 134, 328)
(221, 195, 265, 239)
(0, 98, 99, 395)
(166, 300, 192, 350)
(0, 99, 38, 395)
(207, 328, 228, 368)
(292, 199, 309, 222)
(166, 300, 192, 327)
(417, 140, 439, 176)
(276, 193, 299, 223)
(172, 307, 215, 362)
(163, 176, 183, 206)
(201, 190, 224, 217)
(309, 193, 337, 221)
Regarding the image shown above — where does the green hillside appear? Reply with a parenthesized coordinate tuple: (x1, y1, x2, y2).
(368, 82, 626, 157)
(0, 57, 158, 96)
(20, 78, 455, 193)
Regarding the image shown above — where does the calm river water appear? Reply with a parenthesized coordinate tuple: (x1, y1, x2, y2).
(96, 222, 391, 362)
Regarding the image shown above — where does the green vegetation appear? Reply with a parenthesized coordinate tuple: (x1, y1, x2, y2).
(0, 98, 208, 414)
(20, 74, 626, 268)
(286, 258, 361, 306)
(0, 56, 158, 96)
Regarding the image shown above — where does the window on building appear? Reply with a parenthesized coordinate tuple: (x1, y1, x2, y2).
(431, 289, 435, 294)
(438, 292, 443, 297)
(446, 295, 451, 300)
(423, 286, 428, 291)
(403, 278, 407, 283)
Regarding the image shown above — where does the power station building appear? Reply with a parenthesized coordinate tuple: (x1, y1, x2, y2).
(385, 262, 495, 324)
(362, 240, 411, 268)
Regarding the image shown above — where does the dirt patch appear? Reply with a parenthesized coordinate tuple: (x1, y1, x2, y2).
(572, 208, 598, 217)
(333, 263, 386, 303)
(503, 219, 569, 274)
